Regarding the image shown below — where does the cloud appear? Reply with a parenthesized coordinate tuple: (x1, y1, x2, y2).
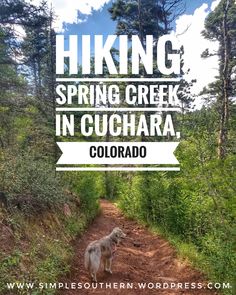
(27, 0, 112, 31)
(27, 0, 221, 97)
(173, 0, 220, 95)
(211, 0, 221, 10)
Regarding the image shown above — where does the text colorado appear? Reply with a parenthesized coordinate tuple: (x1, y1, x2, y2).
(90, 145, 146, 158)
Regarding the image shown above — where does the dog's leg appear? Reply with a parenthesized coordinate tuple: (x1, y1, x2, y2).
(93, 273, 97, 282)
(104, 259, 109, 272)
(102, 257, 107, 272)
(91, 272, 97, 282)
(107, 258, 113, 274)
(104, 259, 112, 274)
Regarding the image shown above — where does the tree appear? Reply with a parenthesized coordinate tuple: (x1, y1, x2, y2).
(202, 0, 236, 159)
(22, 1, 56, 111)
(160, 0, 185, 33)
(109, 0, 165, 44)
(0, 0, 57, 159)
(109, 0, 164, 144)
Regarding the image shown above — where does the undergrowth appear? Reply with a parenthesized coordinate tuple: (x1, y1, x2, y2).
(0, 206, 90, 295)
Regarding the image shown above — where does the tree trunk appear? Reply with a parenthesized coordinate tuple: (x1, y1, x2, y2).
(138, 0, 144, 46)
(218, 0, 230, 159)
(48, 7, 58, 165)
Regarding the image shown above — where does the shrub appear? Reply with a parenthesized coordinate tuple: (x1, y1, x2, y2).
(0, 152, 64, 214)
(62, 171, 102, 221)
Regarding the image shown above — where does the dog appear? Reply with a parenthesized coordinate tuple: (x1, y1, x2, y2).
(84, 227, 126, 282)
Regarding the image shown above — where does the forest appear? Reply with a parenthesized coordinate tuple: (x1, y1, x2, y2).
(0, 0, 235, 294)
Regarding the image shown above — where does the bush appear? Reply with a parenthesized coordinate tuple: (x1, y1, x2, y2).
(62, 171, 102, 221)
(0, 152, 64, 214)
(117, 153, 236, 290)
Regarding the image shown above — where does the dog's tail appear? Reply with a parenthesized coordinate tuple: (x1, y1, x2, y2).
(84, 247, 100, 273)
(84, 248, 91, 270)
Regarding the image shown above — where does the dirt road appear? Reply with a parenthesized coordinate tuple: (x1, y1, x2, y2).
(58, 200, 216, 295)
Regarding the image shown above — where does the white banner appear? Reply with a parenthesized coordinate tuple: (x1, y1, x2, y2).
(57, 142, 179, 165)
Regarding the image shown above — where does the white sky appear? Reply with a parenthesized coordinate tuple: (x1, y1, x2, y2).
(27, 0, 221, 95)
(174, 0, 221, 94)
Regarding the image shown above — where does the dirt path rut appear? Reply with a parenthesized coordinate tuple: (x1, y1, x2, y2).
(58, 200, 216, 295)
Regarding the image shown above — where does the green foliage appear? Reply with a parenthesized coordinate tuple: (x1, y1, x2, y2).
(0, 153, 64, 213)
(201, 0, 236, 158)
(109, 0, 165, 38)
(62, 171, 102, 220)
(118, 158, 236, 290)
(0, 199, 91, 295)
(0, 251, 22, 293)
(103, 172, 125, 200)
(64, 214, 87, 236)
(0, 1, 235, 294)
(34, 241, 72, 284)
(117, 141, 236, 291)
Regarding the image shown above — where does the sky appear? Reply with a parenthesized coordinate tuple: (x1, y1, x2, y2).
(28, 0, 221, 96)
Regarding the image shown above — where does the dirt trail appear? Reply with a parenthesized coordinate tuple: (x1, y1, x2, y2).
(58, 200, 216, 295)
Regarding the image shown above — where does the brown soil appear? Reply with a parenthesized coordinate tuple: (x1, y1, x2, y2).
(57, 200, 217, 295)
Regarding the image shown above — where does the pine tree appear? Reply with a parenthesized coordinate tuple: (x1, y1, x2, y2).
(109, 0, 165, 43)
(202, 0, 236, 159)
(160, 0, 185, 33)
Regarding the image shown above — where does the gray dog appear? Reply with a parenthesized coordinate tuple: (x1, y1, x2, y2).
(84, 227, 126, 282)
